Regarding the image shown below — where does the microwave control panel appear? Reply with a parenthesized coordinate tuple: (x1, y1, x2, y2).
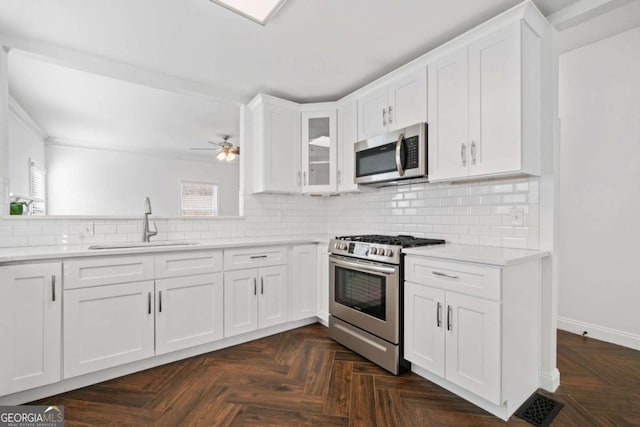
(405, 135, 419, 169)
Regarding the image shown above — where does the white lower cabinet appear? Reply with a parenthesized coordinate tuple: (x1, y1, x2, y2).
(155, 273, 224, 355)
(64, 281, 155, 378)
(404, 255, 540, 420)
(224, 265, 289, 337)
(0, 263, 62, 395)
(406, 283, 501, 403)
(290, 244, 318, 321)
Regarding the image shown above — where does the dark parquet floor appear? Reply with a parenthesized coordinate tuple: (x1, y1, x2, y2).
(31, 324, 640, 426)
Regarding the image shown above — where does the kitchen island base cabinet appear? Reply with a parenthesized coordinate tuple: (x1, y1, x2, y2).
(224, 265, 289, 338)
(155, 273, 224, 355)
(64, 281, 155, 379)
(404, 256, 540, 421)
(0, 263, 62, 395)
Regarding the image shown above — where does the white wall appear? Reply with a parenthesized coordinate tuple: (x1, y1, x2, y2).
(558, 25, 640, 350)
(0, 47, 9, 216)
(46, 144, 240, 217)
(8, 110, 45, 198)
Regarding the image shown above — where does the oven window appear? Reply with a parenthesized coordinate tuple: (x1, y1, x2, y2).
(356, 142, 397, 177)
(335, 266, 386, 320)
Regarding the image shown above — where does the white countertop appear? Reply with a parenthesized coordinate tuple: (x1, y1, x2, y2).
(0, 235, 331, 263)
(402, 243, 550, 266)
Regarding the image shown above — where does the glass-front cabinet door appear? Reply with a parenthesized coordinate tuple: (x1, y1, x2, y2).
(301, 109, 336, 193)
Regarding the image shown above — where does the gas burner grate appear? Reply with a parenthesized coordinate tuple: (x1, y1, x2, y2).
(335, 234, 445, 248)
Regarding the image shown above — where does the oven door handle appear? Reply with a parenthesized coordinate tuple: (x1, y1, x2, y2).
(395, 132, 405, 177)
(330, 256, 397, 275)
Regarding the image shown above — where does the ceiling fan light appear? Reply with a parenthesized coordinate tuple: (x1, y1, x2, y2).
(226, 152, 237, 161)
(216, 151, 227, 161)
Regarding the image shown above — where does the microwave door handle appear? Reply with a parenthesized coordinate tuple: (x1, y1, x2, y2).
(395, 133, 405, 177)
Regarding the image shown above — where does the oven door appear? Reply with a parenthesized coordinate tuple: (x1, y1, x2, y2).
(329, 255, 400, 344)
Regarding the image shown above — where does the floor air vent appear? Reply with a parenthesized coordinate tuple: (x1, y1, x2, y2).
(515, 391, 564, 427)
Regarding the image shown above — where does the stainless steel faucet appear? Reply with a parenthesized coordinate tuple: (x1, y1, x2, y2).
(142, 196, 158, 242)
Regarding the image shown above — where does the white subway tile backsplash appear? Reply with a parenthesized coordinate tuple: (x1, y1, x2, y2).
(0, 177, 540, 250)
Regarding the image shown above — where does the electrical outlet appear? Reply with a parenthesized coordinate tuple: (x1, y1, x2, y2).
(509, 207, 524, 226)
(79, 221, 95, 237)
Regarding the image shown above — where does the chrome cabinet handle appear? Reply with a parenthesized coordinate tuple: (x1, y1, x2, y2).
(250, 255, 268, 259)
(395, 132, 405, 177)
(471, 141, 477, 165)
(388, 106, 393, 124)
(260, 277, 264, 295)
(303, 172, 307, 186)
(382, 108, 387, 127)
(447, 305, 452, 331)
(461, 143, 467, 166)
(297, 171, 301, 186)
(337, 170, 342, 184)
(148, 292, 151, 315)
(253, 277, 257, 296)
(51, 275, 56, 302)
(436, 302, 442, 328)
(432, 271, 459, 279)
(158, 290, 162, 312)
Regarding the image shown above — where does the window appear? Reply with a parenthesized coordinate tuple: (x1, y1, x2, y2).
(29, 158, 46, 215)
(180, 181, 218, 217)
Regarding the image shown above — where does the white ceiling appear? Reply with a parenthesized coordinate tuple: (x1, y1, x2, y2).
(0, 0, 583, 154)
(8, 51, 240, 156)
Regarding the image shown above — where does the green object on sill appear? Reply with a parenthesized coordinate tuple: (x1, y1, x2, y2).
(9, 202, 25, 215)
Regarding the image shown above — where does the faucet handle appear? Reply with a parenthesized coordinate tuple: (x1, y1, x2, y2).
(149, 221, 158, 237)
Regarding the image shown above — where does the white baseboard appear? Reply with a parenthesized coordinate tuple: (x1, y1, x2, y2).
(558, 316, 640, 351)
(539, 368, 560, 392)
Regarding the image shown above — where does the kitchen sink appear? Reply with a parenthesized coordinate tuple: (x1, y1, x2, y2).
(88, 241, 199, 250)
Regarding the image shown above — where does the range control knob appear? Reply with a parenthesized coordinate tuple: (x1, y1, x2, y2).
(370, 247, 378, 255)
(384, 249, 393, 257)
(339, 243, 347, 250)
(334, 243, 339, 249)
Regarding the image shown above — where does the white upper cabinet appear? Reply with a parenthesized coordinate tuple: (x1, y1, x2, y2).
(249, 95, 301, 193)
(358, 67, 427, 140)
(427, 48, 470, 181)
(428, 21, 542, 182)
(301, 109, 337, 193)
(337, 100, 359, 192)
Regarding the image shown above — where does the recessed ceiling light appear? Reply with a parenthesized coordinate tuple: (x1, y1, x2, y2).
(209, 0, 288, 25)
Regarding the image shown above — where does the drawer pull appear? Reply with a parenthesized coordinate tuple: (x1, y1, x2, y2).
(250, 255, 268, 259)
(436, 302, 442, 328)
(432, 271, 459, 279)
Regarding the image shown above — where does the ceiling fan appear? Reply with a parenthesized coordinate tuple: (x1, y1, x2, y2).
(190, 135, 240, 161)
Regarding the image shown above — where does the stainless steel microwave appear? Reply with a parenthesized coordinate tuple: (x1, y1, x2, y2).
(354, 123, 427, 186)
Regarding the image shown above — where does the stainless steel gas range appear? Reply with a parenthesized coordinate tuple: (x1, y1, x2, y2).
(328, 234, 445, 374)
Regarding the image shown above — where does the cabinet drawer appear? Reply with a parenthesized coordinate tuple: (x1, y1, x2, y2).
(155, 250, 223, 278)
(64, 256, 154, 289)
(223, 246, 287, 271)
(404, 257, 501, 300)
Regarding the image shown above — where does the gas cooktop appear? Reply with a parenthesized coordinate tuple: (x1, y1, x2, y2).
(330, 234, 445, 264)
(334, 234, 445, 248)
